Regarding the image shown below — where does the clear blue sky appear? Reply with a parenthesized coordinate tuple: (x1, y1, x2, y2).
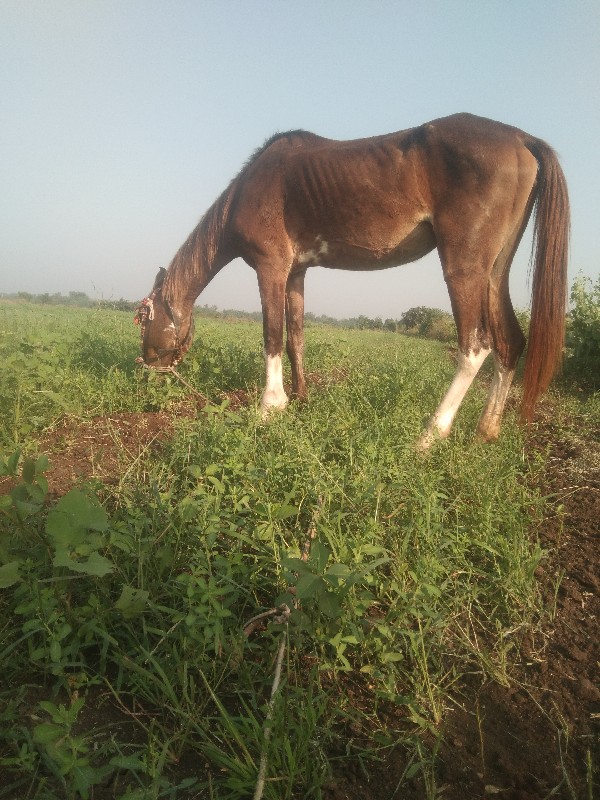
(1, 0, 598, 319)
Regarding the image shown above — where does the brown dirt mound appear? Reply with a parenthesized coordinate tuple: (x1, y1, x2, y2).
(0, 410, 178, 498)
(0, 387, 255, 498)
(0, 372, 345, 498)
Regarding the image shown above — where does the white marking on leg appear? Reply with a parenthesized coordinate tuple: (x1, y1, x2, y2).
(477, 356, 515, 441)
(260, 353, 289, 416)
(418, 347, 491, 449)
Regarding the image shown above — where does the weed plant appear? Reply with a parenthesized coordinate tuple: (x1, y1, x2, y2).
(0, 304, 554, 798)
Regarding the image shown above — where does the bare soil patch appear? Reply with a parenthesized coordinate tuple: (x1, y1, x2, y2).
(0, 371, 345, 498)
(428, 423, 599, 799)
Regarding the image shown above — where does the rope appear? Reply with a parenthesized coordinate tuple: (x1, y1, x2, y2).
(165, 367, 210, 404)
(246, 501, 323, 798)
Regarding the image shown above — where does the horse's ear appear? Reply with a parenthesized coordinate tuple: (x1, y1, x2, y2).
(152, 268, 167, 291)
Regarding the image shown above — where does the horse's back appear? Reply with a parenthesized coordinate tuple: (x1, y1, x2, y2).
(229, 113, 540, 260)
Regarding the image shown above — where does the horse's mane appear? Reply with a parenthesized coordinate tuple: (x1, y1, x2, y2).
(163, 130, 316, 306)
(245, 129, 314, 165)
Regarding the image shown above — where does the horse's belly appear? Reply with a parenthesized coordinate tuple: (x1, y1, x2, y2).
(298, 221, 436, 271)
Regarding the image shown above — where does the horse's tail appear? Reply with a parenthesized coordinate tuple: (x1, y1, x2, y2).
(521, 139, 570, 422)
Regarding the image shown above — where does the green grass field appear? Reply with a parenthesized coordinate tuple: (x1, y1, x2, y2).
(0, 301, 590, 798)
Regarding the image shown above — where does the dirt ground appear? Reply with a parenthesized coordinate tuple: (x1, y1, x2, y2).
(1, 392, 598, 799)
(325, 404, 599, 799)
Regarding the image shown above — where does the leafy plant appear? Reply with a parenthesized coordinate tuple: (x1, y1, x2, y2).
(565, 274, 600, 389)
(32, 697, 112, 799)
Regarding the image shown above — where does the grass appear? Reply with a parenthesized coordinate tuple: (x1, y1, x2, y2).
(0, 302, 556, 798)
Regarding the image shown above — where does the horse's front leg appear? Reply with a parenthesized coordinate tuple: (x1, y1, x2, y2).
(257, 268, 289, 416)
(285, 269, 307, 401)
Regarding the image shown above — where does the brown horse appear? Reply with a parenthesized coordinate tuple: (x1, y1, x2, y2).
(136, 113, 569, 447)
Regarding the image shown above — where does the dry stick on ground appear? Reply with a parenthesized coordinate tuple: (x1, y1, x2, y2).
(248, 496, 324, 800)
(251, 607, 291, 800)
(301, 495, 323, 563)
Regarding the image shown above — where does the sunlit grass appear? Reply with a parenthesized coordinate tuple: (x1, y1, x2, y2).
(0, 303, 552, 797)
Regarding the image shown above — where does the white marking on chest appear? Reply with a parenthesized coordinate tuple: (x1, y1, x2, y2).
(298, 236, 329, 265)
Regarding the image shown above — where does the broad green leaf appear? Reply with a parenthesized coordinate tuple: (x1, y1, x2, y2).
(46, 489, 108, 546)
(0, 449, 21, 477)
(26, 482, 46, 504)
(207, 475, 225, 493)
(35, 454, 50, 474)
(10, 490, 41, 519)
(271, 503, 299, 521)
(72, 763, 112, 795)
(318, 591, 341, 618)
(295, 572, 326, 600)
(109, 754, 146, 770)
(22, 458, 36, 484)
(115, 585, 149, 618)
(53, 549, 113, 577)
(325, 563, 352, 579)
(0, 561, 20, 588)
(356, 556, 391, 576)
(50, 640, 62, 663)
(310, 540, 331, 572)
(33, 723, 63, 744)
(381, 651, 405, 663)
(75, 551, 114, 577)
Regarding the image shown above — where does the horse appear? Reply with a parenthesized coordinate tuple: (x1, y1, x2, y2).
(135, 113, 569, 448)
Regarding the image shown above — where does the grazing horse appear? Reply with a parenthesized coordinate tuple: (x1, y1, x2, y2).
(135, 113, 569, 447)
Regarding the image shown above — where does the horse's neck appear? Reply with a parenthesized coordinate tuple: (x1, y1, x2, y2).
(164, 217, 233, 320)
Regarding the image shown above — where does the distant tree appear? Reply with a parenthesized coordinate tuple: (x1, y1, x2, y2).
(399, 306, 456, 341)
(97, 298, 136, 312)
(400, 306, 433, 330)
(68, 291, 92, 306)
(400, 306, 447, 334)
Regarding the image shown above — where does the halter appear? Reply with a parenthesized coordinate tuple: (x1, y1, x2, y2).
(134, 289, 194, 371)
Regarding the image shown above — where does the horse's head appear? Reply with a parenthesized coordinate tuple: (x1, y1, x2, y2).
(134, 268, 195, 371)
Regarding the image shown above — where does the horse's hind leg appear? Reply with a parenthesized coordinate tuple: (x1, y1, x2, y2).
(417, 339, 491, 450)
(285, 270, 308, 401)
(476, 242, 527, 441)
(476, 353, 519, 442)
(417, 264, 492, 450)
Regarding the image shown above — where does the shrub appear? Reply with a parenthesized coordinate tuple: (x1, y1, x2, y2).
(564, 275, 600, 390)
(400, 307, 456, 342)
(423, 314, 456, 342)
(400, 306, 440, 332)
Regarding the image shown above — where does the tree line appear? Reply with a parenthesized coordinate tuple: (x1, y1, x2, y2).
(2, 277, 598, 388)
(0, 291, 135, 312)
(1, 291, 455, 336)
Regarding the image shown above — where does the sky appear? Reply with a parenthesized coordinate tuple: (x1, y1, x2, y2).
(1, 0, 599, 320)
